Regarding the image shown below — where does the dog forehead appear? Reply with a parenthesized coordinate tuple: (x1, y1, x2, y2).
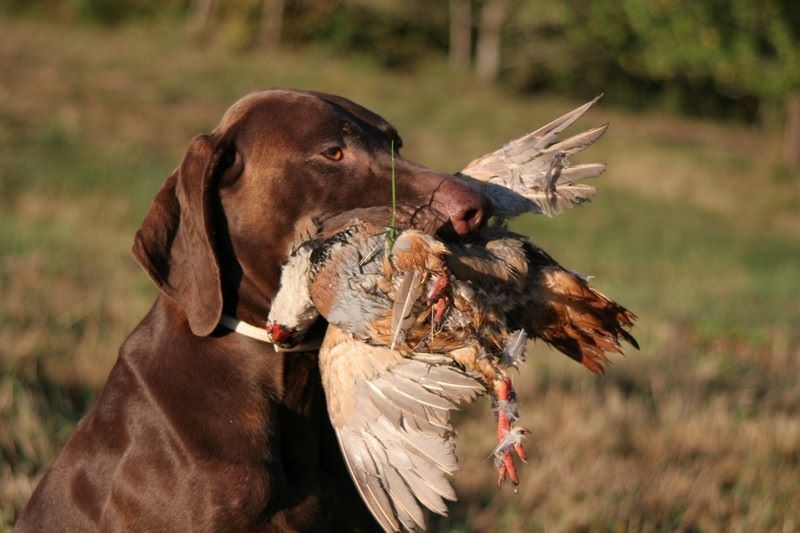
(215, 89, 399, 147)
(215, 90, 328, 135)
(305, 90, 401, 145)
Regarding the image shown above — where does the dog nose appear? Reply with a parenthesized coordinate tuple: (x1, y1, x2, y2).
(436, 178, 493, 237)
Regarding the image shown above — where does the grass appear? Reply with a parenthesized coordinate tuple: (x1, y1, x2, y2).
(1, 17, 799, 530)
(389, 138, 398, 252)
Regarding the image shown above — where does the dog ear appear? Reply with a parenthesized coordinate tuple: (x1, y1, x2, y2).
(132, 135, 223, 337)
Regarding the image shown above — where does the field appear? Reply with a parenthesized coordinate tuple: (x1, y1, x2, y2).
(1, 17, 799, 531)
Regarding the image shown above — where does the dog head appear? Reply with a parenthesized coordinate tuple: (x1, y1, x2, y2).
(133, 89, 492, 336)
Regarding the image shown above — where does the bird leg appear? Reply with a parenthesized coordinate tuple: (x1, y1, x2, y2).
(427, 270, 451, 325)
(493, 377, 528, 486)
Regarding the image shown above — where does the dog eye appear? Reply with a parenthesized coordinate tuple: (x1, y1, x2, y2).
(321, 147, 344, 161)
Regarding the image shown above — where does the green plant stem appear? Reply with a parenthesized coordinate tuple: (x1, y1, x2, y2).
(388, 139, 397, 252)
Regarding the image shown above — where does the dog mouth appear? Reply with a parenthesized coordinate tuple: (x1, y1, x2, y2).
(386, 203, 493, 244)
(402, 203, 489, 242)
(315, 203, 487, 244)
(398, 204, 446, 234)
(433, 216, 486, 241)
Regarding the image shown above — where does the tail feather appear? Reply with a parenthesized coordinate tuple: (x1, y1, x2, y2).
(523, 261, 638, 374)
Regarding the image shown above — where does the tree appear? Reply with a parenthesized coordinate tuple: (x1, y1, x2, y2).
(449, 0, 472, 72)
(475, 0, 507, 81)
(561, 0, 800, 163)
(785, 93, 800, 165)
(260, 0, 285, 49)
(189, 0, 216, 35)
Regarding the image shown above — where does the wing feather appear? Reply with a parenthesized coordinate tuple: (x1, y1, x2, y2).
(458, 96, 607, 217)
(557, 162, 606, 184)
(337, 428, 401, 532)
(390, 270, 424, 350)
(319, 326, 485, 531)
(515, 94, 603, 152)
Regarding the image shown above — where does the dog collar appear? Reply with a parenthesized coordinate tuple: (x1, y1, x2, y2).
(219, 315, 321, 352)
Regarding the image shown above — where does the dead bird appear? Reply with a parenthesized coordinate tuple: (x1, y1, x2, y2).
(264, 97, 636, 531)
(266, 213, 637, 532)
(268, 93, 611, 350)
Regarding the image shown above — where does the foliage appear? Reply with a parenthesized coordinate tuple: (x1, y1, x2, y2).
(505, 0, 800, 121)
(566, 0, 800, 121)
(2, 0, 799, 122)
(285, 0, 449, 69)
(0, 0, 188, 24)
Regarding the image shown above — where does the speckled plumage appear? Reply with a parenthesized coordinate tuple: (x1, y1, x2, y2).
(267, 216, 636, 532)
(263, 97, 638, 532)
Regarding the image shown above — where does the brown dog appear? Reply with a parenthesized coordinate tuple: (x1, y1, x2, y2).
(16, 89, 491, 531)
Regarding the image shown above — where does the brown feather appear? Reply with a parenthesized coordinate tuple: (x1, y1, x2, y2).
(522, 262, 637, 374)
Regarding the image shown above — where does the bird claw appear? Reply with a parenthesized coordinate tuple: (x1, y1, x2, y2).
(497, 454, 518, 486)
(495, 429, 529, 486)
(427, 271, 452, 326)
(426, 270, 450, 304)
(493, 377, 529, 487)
(514, 442, 529, 464)
(432, 297, 448, 324)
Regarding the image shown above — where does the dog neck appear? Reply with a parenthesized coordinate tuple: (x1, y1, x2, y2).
(218, 315, 322, 352)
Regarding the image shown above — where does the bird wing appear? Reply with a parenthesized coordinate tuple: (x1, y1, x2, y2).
(458, 95, 607, 217)
(319, 325, 484, 532)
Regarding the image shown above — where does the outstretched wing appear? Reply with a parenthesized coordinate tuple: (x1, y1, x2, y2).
(319, 325, 484, 532)
(459, 95, 607, 217)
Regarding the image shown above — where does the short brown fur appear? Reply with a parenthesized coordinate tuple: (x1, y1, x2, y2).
(16, 89, 491, 532)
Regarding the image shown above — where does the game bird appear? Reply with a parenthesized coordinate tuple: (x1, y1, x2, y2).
(265, 97, 638, 531)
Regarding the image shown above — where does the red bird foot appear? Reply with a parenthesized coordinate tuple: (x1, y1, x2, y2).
(493, 378, 529, 486)
(427, 271, 451, 325)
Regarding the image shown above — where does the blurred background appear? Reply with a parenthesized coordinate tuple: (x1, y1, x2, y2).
(1, 0, 798, 530)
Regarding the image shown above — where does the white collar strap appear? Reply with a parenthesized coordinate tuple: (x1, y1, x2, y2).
(219, 315, 271, 342)
(219, 315, 321, 352)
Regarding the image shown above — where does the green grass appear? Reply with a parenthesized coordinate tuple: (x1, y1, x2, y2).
(389, 139, 398, 252)
(1, 17, 799, 530)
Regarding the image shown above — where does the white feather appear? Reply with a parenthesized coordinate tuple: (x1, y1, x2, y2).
(267, 246, 319, 333)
